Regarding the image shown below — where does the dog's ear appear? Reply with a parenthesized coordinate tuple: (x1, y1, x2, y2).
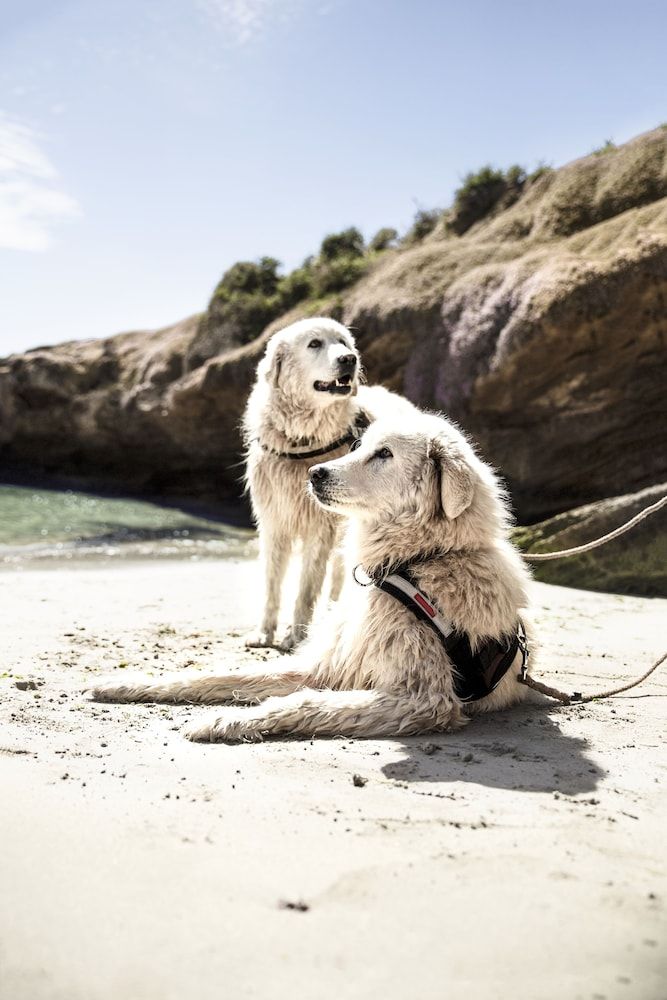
(441, 460, 474, 519)
(430, 439, 474, 519)
(262, 341, 285, 387)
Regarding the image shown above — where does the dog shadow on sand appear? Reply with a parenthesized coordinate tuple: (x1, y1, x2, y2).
(381, 704, 603, 796)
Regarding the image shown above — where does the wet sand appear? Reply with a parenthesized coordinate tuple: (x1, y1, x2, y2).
(1, 559, 666, 999)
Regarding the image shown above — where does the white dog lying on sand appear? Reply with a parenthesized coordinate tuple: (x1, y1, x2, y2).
(242, 316, 415, 650)
(89, 410, 535, 742)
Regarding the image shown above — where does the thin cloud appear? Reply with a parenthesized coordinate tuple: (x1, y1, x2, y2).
(195, 0, 313, 45)
(0, 113, 80, 252)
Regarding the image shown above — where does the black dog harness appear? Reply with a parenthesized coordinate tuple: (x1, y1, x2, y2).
(259, 410, 371, 461)
(353, 561, 529, 702)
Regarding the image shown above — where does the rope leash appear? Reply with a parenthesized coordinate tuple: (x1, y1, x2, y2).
(520, 494, 666, 704)
(524, 494, 667, 561)
(520, 651, 667, 705)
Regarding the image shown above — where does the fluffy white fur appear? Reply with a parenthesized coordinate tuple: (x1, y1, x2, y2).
(89, 411, 537, 743)
(242, 316, 415, 650)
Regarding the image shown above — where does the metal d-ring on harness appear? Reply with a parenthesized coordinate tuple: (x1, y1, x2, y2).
(353, 562, 529, 703)
(259, 410, 371, 461)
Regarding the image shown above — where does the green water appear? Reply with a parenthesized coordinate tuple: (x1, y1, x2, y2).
(0, 485, 255, 565)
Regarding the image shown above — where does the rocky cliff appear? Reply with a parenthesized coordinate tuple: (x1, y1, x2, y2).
(1, 128, 666, 538)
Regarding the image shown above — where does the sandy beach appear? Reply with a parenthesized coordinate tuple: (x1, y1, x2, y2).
(1, 557, 665, 1000)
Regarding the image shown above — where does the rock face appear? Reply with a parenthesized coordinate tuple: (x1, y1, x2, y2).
(0, 316, 266, 505)
(513, 483, 667, 597)
(1, 128, 666, 529)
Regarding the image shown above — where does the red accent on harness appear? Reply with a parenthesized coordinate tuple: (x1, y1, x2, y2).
(413, 593, 436, 617)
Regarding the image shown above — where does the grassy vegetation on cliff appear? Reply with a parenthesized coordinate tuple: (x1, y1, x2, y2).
(191, 226, 382, 363)
(193, 153, 569, 362)
(193, 126, 667, 373)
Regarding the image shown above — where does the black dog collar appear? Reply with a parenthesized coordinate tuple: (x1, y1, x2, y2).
(259, 410, 370, 461)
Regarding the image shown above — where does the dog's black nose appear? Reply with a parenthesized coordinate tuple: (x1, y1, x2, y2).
(309, 465, 329, 485)
(338, 353, 357, 370)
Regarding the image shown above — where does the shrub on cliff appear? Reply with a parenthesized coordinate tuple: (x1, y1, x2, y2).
(319, 227, 365, 262)
(449, 165, 526, 235)
(278, 264, 314, 309)
(369, 226, 399, 252)
(591, 139, 616, 156)
(202, 257, 285, 347)
(214, 257, 281, 298)
(403, 208, 441, 244)
(527, 162, 554, 184)
(310, 227, 369, 295)
(312, 255, 369, 295)
(188, 257, 287, 364)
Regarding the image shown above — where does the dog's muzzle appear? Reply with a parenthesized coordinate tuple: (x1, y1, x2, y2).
(309, 464, 336, 504)
(313, 354, 357, 395)
(309, 465, 329, 493)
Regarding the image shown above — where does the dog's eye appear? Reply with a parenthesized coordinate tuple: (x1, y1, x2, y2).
(374, 447, 393, 460)
(308, 339, 322, 350)
(350, 438, 362, 452)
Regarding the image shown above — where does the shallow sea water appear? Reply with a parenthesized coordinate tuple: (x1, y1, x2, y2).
(0, 485, 255, 566)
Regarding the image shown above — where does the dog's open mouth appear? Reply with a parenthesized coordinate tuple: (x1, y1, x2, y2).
(314, 374, 353, 395)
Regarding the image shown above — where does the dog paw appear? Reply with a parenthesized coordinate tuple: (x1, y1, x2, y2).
(278, 625, 306, 652)
(245, 629, 276, 649)
(85, 679, 155, 704)
(183, 712, 262, 744)
(86, 683, 127, 703)
(183, 718, 217, 742)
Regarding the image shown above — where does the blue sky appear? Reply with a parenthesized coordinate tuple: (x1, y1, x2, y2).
(1, 0, 666, 355)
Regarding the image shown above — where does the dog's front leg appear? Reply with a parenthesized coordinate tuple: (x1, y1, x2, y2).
(282, 536, 333, 650)
(246, 529, 292, 648)
(88, 667, 312, 705)
(184, 688, 458, 742)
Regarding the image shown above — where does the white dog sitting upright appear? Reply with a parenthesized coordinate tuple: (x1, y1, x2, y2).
(89, 411, 535, 742)
(243, 316, 412, 650)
